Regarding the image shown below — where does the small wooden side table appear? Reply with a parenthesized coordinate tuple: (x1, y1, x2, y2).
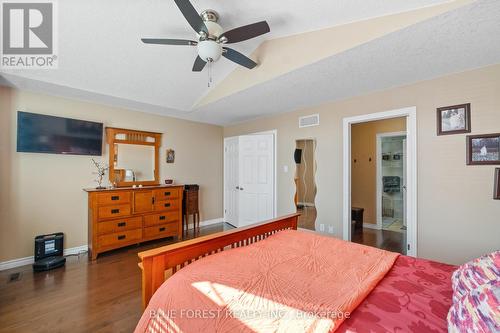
(351, 207, 364, 230)
(183, 185, 200, 234)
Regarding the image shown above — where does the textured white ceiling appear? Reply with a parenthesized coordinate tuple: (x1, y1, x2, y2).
(1, 0, 499, 125)
(191, 0, 500, 124)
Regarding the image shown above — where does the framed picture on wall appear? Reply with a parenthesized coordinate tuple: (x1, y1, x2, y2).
(166, 149, 175, 163)
(495, 168, 500, 200)
(437, 103, 471, 135)
(467, 133, 500, 165)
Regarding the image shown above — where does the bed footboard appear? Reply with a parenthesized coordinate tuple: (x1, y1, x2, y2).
(138, 213, 300, 308)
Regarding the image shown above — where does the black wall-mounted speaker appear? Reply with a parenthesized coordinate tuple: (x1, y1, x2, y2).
(294, 149, 302, 164)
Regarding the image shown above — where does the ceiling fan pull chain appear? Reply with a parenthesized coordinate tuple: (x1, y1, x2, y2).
(207, 61, 210, 87)
(207, 60, 214, 88)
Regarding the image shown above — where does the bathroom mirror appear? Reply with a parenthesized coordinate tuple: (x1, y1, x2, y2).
(106, 127, 162, 187)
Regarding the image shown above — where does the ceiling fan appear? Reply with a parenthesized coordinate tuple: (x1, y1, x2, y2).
(141, 0, 270, 72)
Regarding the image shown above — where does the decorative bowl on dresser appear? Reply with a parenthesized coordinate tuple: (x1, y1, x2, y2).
(85, 185, 184, 260)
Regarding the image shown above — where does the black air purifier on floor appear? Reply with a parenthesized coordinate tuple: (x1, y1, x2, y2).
(33, 233, 66, 272)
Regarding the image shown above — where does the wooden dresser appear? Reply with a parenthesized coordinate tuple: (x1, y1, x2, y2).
(85, 185, 184, 260)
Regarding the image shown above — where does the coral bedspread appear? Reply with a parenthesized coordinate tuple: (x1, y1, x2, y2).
(135, 230, 399, 333)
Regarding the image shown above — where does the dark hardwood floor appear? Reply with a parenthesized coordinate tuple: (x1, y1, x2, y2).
(352, 227, 406, 254)
(0, 223, 234, 333)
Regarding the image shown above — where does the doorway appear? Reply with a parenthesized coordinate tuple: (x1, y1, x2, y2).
(343, 107, 417, 257)
(224, 132, 276, 228)
(294, 139, 317, 230)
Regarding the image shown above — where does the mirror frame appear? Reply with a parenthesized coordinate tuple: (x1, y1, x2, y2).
(106, 127, 162, 187)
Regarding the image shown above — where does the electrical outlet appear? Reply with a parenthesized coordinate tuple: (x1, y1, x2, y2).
(328, 226, 334, 234)
(319, 224, 325, 232)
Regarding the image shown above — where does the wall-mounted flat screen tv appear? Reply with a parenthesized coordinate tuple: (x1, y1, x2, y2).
(17, 111, 103, 156)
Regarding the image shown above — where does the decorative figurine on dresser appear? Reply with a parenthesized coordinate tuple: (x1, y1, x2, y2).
(183, 184, 200, 235)
(84, 127, 184, 260)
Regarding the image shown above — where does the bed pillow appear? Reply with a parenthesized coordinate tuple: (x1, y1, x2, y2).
(451, 250, 500, 302)
(447, 280, 500, 333)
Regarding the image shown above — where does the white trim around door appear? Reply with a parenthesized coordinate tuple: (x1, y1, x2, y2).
(342, 107, 417, 257)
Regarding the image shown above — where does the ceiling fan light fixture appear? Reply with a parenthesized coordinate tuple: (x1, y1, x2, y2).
(197, 40, 222, 62)
(141, 1, 270, 72)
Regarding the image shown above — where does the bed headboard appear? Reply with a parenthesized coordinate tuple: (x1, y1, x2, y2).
(138, 213, 300, 308)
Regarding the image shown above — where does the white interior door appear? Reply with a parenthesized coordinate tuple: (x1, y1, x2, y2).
(224, 137, 239, 226)
(238, 134, 274, 227)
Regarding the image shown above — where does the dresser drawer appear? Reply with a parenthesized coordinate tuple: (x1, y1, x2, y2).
(144, 212, 179, 227)
(154, 188, 181, 201)
(96, 192, 131, 206)
(153, 199, 180, 212)
(97, 217, 142, 235)
(98, 229, 142, 248)
(98, 204, 131, 220)
(144, 223, 178, 239)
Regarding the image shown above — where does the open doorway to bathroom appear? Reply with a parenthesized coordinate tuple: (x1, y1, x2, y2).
(350, 118, 407, 254)
(294, 139, 317, 230)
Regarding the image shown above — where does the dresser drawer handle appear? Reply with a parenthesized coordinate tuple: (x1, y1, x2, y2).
(117, 222, 126, 227)
(159, 227, 166, 232)
(111, 196, 119, 201)
(164, 192, 171, 196)
(159, 216, 166, 220)
(164, 203, 171, 208)
(111, 209, 120, 214)
(117, 235, 126, 240)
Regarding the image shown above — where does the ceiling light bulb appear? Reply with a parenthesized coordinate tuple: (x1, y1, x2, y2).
(197, 40, 222, 62)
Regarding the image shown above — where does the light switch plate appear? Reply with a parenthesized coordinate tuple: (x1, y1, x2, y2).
(283, 165, 288, 173)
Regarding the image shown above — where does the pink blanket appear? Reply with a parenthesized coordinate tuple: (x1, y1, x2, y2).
(135, 230, 399, 332)
(337, 255, 457, 332)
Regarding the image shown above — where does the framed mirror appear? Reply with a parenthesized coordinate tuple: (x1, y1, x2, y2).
(106, 127, 162, 187)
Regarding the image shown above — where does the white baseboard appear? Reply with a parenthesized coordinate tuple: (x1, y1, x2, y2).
(363, 223, 382, 230)
(1, 218, 226, 271)
(0, 244, 89, 271)
(184, 217, 224, 229)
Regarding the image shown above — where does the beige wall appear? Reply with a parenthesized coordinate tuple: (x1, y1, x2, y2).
(295, 140, 316, 205)
(0, 88, 223, 262)
(351, 118, 406, 225)
(224, 64, 500, 265)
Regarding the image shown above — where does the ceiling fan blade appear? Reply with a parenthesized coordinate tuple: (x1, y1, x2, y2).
(173, 0, 208, 34)
(222, 47, 257, 69)
(221, 21, 270, 43)
(141, 38, 197, 46)
(192, 56, 207, 72)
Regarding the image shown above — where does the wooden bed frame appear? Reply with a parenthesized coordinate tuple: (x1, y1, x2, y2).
(138, 213, 300, 308)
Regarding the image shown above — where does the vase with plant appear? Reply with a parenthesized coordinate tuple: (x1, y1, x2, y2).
(91, 159, 109, 189)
